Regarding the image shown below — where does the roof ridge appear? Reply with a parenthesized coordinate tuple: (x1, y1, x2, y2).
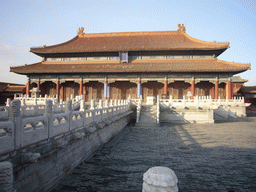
(183, 33, 229, 46)
(78, 30, 179, 38)
(216, 59, 251, 70)
(30, 36, 79, 51)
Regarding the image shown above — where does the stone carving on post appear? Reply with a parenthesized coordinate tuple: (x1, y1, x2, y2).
(0, 161, 13, 192)
(142, 166, 178, 192)
(54, 138, 69, 149)
(21, 151, 41, 164)
(73, 132, 85, 140)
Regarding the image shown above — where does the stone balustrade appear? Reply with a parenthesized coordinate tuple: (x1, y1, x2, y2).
(0, 95, 85, 120)
(0, 97, 131, 155)
(160, 95, 247, 109)
(159, 95, 249, 123)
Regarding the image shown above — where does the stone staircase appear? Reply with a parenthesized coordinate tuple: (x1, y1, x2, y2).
(136, 105, 159, 127)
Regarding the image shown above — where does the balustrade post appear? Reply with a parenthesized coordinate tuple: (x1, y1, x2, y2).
(6, 98, 11, 107)
(226, 96, 229, 105)
(20, 98, 26, 117)
(11, 99, 22, 149)
(109, 99, 113, 107)
(99, 99, 103, 108)
(105, 99, 109, 108)
(0, 161, 14, 192)
(65, 99, 72, 132)
(196, 95, 199, 108)
(80, 100, 86, 111)
(98, 99, 103, 121)
(45, 100, 53, 139)
(114, 100, 117, 106)
(169, 95, 173, 108)
(183, 95, 186, 108)
(90, 100, 95, 110)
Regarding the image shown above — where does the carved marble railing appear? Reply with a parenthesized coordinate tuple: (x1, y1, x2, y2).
(1, 95, 84, 120)
(14, 94, 58, 105)
(0, 98, 131, 155)
(14, 94, 83, 107)
(160, 95, 248, 109)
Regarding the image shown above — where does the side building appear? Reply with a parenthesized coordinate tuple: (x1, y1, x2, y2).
(10, 24, 251, 103)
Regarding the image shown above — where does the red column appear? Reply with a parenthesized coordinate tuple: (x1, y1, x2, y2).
(62, 84, 65, 101)
(162, 79, 168, 99)
(80, 80, 83, 96)
(227, 79, 232, 99)
(37, 80, 40, 91)
(231, 82, 234, 98)
(56, 80, 60, 100)
(83, 84, 86, 100)
(191, 79, 195, 99)
(215, 80, 218, 99)
(26, 79, 30, 96)
(104, 79, 108, 100)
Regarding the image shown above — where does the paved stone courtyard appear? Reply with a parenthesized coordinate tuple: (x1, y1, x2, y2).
(51, 117, 256, 192)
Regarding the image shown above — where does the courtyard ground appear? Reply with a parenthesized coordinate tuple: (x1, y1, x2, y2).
(52, 117, 256, 192)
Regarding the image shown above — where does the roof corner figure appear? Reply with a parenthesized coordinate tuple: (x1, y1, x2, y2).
(177, 24, 186, 33)
(77, 27, 85, 37)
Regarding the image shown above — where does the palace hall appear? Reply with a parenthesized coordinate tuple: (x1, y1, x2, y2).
(10, 24, 251, 102)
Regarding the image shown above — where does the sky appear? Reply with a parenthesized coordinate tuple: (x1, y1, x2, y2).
(0, 0, 256, 85)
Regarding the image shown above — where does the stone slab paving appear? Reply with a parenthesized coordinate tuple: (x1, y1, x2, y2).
(51, 117, 256, 192)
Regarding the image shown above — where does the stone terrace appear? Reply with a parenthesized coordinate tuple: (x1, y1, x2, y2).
(51, 118, 256, 192)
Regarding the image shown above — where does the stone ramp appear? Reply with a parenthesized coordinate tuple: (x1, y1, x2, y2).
(136, 105, 159, 127)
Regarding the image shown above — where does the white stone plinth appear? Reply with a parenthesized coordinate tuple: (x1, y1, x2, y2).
(142, 166, 178, 192)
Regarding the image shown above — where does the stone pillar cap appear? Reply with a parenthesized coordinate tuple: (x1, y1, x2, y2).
(0, 161, 12, 169)
(143, 166, 178, 187)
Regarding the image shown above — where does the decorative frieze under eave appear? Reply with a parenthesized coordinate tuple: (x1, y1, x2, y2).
(29, 75, 232, 86)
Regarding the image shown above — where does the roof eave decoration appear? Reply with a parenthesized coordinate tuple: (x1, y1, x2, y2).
(77, 27, 85, 37)
(177, 24, 186, 33)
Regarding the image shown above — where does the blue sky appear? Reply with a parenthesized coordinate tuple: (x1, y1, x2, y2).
(1, 0, 255, 85)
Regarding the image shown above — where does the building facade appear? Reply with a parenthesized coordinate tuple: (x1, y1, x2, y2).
(10, 24, 251, 102)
